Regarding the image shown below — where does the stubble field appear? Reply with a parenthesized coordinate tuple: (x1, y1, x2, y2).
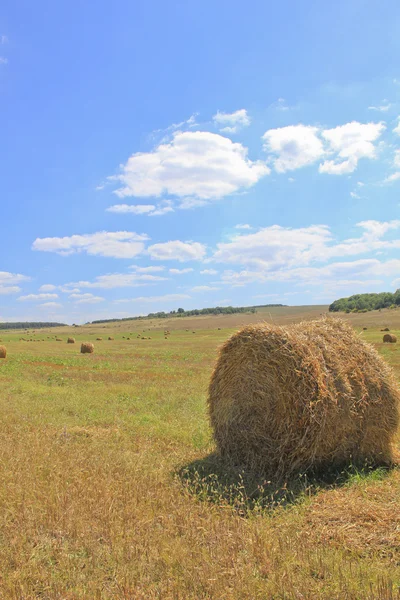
(0, 305, 399, 599)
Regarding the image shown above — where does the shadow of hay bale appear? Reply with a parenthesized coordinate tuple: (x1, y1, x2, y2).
(176, 453, 396, 515)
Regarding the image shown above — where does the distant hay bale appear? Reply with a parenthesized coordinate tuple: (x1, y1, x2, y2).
(0, 346, 6, 359)
(96, 337, 103, 341)
(67, 337, 75, 344)
(363, 327, 367, 331)
(108, 336, 114, 340)
(382, 328, 390, 332)
(81, 342, 94, 354)
(383, 334, 397, 343)
(56, 338, 62, 342)
(208, 318, 400, 477)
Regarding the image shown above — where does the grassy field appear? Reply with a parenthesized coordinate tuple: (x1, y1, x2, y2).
(0, 305, 399, 599)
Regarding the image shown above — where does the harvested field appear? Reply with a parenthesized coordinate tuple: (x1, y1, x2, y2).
(0, 305, 399, 599)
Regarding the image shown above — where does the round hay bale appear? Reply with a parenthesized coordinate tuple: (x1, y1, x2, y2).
(0, 345, 6, 359)
(363, 327, 367, 331)
(383, 334, 397, 343)
(67, 337, 75, 344)
(108, 336, 114, 341)
(56, 338, 62, 342)
(96, 337, 103, 341)
(81, 342, 94, 354)
(208, 318, 400, 477)
(382, 328, 390, 332)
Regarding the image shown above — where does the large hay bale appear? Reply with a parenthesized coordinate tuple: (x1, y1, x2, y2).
(383, 333, 397, 343)
(0, 345, 6, 359)
(81, 342, 94, 354)
(67, 337, 75, 344)
(208, 318, 400, 477)
(108, 336, 114, 341)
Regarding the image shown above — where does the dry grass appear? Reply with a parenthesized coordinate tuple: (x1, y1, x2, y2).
(0, 307, 399, 598)
(209, 318, 400, 478)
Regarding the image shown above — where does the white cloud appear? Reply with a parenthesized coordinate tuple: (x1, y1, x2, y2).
(107, 203, 174, 217)
(39, 284, 57, 292)
(18, 293, 59, 302)
(0, 271, 29, 295)
(191, 285, 220, 292)
(200, 269, 218, 275)
(319, 121, 385, 174)
(220, 258, 400, 288)
(235, 224, 252, 230)
(62, 272, 166, 290)
(69, 293, 104, 304)
(263, 121, 385, 175)
(116, 293, 190, 304)
(269, 98, 292, 111)
(131, 265, 165, 273)
(394, 149, 400, 168)
(357, 181, 365, 187)
(393, 118, 400, 136)
(350, 191, 360, 199)
(0, 57, 8, 65)
(169, 268, 194, 274)
(148, 240, 206, 262)
(384, 172, 400, 183)
(368, 103, 391, 112)
(110, 131, 268, 205)
(39, 302, 63, 309)
(32, 231, 149, 259)
(212, 221, 400, 280)
(262, 125, 325, 172)
(213, 109, 251, 133)
(213, 224, 332, 268)
(107, 204, 156, 215)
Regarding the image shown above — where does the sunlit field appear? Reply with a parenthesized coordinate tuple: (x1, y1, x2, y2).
(0, 305, 399, 599)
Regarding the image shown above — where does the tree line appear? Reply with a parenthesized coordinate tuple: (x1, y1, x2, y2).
(0, 322, 67, 330)
(90, 304, 285, 324)
(329, 291, 400, 313)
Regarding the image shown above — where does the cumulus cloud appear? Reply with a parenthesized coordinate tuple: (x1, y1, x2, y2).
(262, 121, 385, 175)
(235, 224, 252, 230)
(213, 220, 400, 270)
(0, 271, 30, 295)
(148, 240, 206, 262)
(107, 203, 174, 217)
(62, 272, 167, 291)
(169, 268, 194, 274)
(368, 103, 391, 112)
(39, 302, 63, 308)
(191, 285, 220, 292)
(18, 293, 59, 302)
(32, 231, 149, 259)
(213, 109, 251, 133)
(213, 224, 332, 268)
(116, 293, 190, 304)
(319, 121, 385, 174)
(109, 131, 268, 205)
(39, 284, 57, 292)
(130, 265, 165, 273)
(69, 293, 104, 304)
(200, 269, 218, 275)
(262, 125, 325, 172)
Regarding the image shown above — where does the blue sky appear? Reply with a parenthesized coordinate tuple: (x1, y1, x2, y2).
(1, 0, 400, 324)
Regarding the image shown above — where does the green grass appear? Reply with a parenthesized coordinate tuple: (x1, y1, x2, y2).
(0, 307, 399, 598)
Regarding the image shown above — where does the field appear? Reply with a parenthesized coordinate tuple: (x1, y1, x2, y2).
(0, 305, 399, 599)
